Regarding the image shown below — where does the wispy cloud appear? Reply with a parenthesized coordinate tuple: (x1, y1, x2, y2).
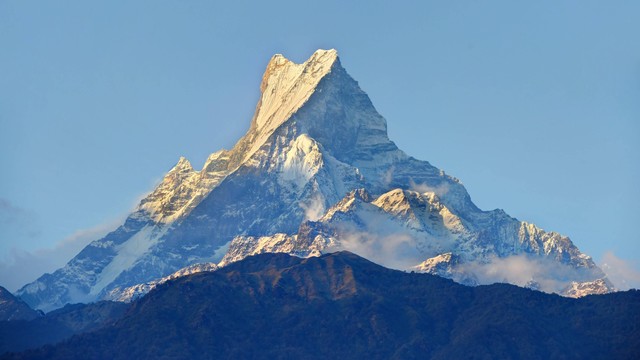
(0, 198, 42, 241)
(324, 206, 431, 270)
(448, 252, 627, 294)
(458, 255, 573, 293)
(300, 194, 325, 222)
(600, 251, 640, 290)
(382, 166, 395, 187)
(0, 184, 154, 293)
(0, 217, 123, 292)
(409, 179, 450, 197)
(333, 230, 418, 270)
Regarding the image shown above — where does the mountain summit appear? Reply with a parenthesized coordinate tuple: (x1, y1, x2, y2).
(17, 49, 612, 311)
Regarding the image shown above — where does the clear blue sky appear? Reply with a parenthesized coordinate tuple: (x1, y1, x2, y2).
(1, 1, 639, 290)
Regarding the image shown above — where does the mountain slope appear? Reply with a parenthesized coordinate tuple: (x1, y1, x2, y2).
(222, 188, 607, 295)
(104, 262, 218, 303)
(5, 252, 639, 360)
(0, 287, 40, 322)
(17, 49, 612, 311)
(0, 301, 127, 355)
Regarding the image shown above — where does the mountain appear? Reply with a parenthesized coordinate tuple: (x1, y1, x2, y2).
(0, 301, 127, 355)
(4, 252, 639, 360)
(104, 262, 218, 303)
(16, 49, 612, 311)
(0, 287, 41, 322)
(220, 188, 608, 296)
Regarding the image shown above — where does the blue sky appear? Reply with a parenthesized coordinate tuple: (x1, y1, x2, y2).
(1, 1, 639, 290)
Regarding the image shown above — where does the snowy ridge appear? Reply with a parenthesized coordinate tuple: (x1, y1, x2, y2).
(413, 253, 479, 286)
(561, 278, 616, 298)
(221, 187, 612, 295)
(415, 252, 459, 276)
(88, 225, 166, 297)
(220, 234, 298, 267)
(249, 49, 339, 160)
(105, 262, 219, 303)
(17, 49, 614, 311)
(16, 49, 348, 311)
(136, 150, 232, 224)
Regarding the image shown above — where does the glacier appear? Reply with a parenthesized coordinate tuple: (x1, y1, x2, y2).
(16, 49, 613, 311)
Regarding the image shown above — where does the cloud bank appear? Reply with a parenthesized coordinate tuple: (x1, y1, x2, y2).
(600, 251, 640, 290)
(457, 255, 590, 294)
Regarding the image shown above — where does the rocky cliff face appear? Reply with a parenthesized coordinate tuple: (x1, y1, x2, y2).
(16, 49, 612, 311)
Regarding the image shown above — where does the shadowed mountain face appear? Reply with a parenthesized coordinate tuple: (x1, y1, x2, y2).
(6, 252, 639, 360)
(17, 49, 611, 312)
(0, 301, 127, 355)
(0, 287, 40, 322)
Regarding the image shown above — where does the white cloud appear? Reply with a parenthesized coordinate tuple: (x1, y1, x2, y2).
(324, 206, 428, 270)
(409, 179, 450, 197)
(332, 230, 419, 270)
(382, 166, 394, 187)
(460, 255, 565, 293)
(300, 194, 326, 222)
(600, 251, 640, 290)
(453, 254, 615, 294)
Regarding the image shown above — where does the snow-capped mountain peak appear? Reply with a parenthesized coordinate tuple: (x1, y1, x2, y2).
(173, 156, 193, 171)
(245, 49, 340, 163)
(16, 49, 614, 311)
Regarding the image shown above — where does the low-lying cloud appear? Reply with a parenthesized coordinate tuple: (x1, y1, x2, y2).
(323, 205, 440, 271)
(331, 230, 420, 270)
(600, 251, 640, 290)
(457, 255, 590, 294)
(300, 194, 326, 222)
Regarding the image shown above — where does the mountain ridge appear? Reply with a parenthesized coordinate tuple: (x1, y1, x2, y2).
(5, 252, 639, 360)
(16, 49, 613, 311)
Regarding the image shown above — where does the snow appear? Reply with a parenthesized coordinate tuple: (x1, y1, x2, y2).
(174, 156, 193, 171)
(319, 189, 369, 222)
(244, 49, 338, 162)
(371, 189, 465, 237)
(19, 48, 615, 311)
(278, 134, 324, 189)
(130, 49, 339, 225)
(137, 150, 231, 224)
(414, 253, 459, 274)
(89, 225, 166, 296)
(219, 234, 299, 267)
(105, 262, 219, 302)
(561, 278, 615, 298)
